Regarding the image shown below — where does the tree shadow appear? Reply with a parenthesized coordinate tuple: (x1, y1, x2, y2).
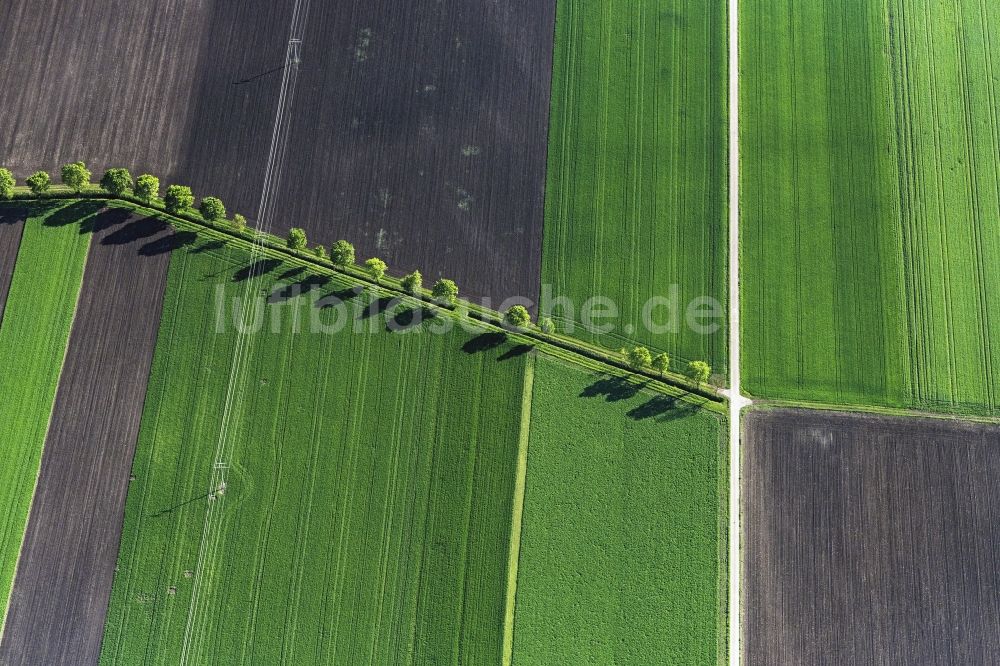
(101, 216, 167, 245)
(42, 200, 104, 227)
(268, 274, 332, 303)
(462, 331, 508, 354)
(233, 258, 281, 282)
(580, 374, 647, 403)
(276, 266, 305, 281)
(140, 230, 198, 256)
(625, 394, 697, 422)
(498, 344, 533, 361)
(357, 295, 398, 320)
(79, 207, 132, 234)
(189, 239, 226, 254)
(315, 285, 365, 309)
(0, 207, 31, 225)
(385, 306, 437, 333)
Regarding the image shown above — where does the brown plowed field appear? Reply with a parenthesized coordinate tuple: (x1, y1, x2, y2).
(0, 208, 174, 665)
(0, 0, 556, 304)
(0, 208, 26, 318)
(743, 408, 1000, 664)
(274, 0, 556, 302)
(0, 0, 291, 218)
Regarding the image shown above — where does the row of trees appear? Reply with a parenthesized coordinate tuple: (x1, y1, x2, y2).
(622, 345, 712, 385)
(2, 163, 712, 386)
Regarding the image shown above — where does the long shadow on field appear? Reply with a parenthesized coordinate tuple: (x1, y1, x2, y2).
(0, 207, 31, 225)
(267, 274, 332, 303)
(580, 374, 647, 403)
(625, 394, 696, 422)
(101, 216, 167, 245)
(315, 285, 365, 309)
(357, 295, 398, 320)
(140, 230, 197, 256)
(42, 200, 104, 227)
(149, 490, 214, 518)
(498, 344, 533, 361)
(189, 239, 226, 254)
(276, 266, 305, 282)
(462, 331, 508, 354)
(233, 258, 281, 282)
(385, 306, 438, 333)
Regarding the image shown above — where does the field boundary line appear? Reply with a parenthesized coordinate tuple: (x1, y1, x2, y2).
(726, 0, 746, 661)
(0, 220, 91, 642)
(502, 353, 535, 666)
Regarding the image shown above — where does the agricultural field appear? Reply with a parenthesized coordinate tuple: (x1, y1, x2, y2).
(512, 356, 726, 664)
(743, 408, 1000, 663)
(542, 0, 728, 372)
(741, 0, 1000, 414)
(100, 241, 531, 664)
(0, 0, 290, 221)
(0, 205, 176, 664)
(274, 0, 557, 303)
(0, 203, 90, 629)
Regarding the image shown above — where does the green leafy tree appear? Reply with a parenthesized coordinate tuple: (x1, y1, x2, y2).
(686, 360, 711, 385)
(538, 317, 555, 334)
(232, 213, 247, 232)
(287, 227, 307, 250)
(504, 305, 531, 329)
(60, 161, 91, 193)
(164, 185, 194, 214)
(134, 174, 159, 203)
(626, 346, 652, 370)
(431, 278, 458, 305)
(0, 168, 15, 199)
(651, 353, 670, 376)
(26, 171, 50, 195)
(99, 168, 133, 196)
(364, 257, 387, 282)
(330, 240, 355, 267)
(400, 270, 422, 294)
(313, 244, 328, 259)
(198, 196, 226, 222)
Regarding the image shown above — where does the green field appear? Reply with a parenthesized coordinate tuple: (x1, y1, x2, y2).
(742, 0, 1000, 414)
(0, 203, 90, 624)
(542, 0, 728, 375)
(100, 241, 530, 664)
(511, 356, 726, 664)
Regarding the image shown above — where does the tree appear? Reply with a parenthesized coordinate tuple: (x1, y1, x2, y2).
(0, 168, 14, 199)
(99, 168, 133, 196)
(134, 174, 159, 203)
(538, 317, 555, 334)
(364, 257, 387, 282)
(504, 305, 531, 329)
(232, 213, 247, 232)
(313, 244, 328, 259)
(626, 346, 652, 370)
(287, 227, 307, 250)
(400, 270, 422, 294)
(330, 240, 355, 267)
(199, 196, 226, 222)
(164, 185, 194, 214)
(26, 170, 50, 195)
(60, 161, 91, 193)
(431, 278, 458, 305)
(686, 360, 711, 385)
(652, 353, 670, 376)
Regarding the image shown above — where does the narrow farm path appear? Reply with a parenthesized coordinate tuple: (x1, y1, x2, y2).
(726, 0, 750, 663)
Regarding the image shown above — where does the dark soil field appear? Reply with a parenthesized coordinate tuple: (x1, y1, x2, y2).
(1, 0, 556, 304)
(0, 208, 26, 317)
(743, 408, 1000, 665)
(0, 208, 174, 665)
(275, 0, 556, 303)
(0, 0, 290, 218)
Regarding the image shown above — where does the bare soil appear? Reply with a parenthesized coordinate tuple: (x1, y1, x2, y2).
(742, 408, 1000, 665)
(0, 208, 26, 319)
(0, 207, 174, 665)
